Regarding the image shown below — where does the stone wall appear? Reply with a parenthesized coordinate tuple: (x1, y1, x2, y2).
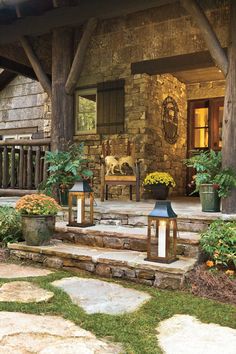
(74, 3, 228, 198)
(187, 80, 225, 100)
(0, 75, 51, 138)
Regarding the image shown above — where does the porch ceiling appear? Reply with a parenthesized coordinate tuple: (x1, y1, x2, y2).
(0, 0, 177, 45)
(173, 66, 225, 84)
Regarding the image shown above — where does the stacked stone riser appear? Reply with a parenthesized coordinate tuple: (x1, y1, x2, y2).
(54, 230, 199, 259)
(58, 210, 211, 232)
(9, 248, 188, 290)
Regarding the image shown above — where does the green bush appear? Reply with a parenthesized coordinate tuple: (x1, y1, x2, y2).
(0, 206, 23, 246)
(200, 220, 236, 269)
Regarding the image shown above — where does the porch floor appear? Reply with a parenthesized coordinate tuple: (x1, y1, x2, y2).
(1, 195, 236, 219)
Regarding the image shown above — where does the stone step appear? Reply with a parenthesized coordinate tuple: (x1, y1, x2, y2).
(58, 209, 213, 233)
(55, 222, 200, 258)
(8, 241, 197, 290)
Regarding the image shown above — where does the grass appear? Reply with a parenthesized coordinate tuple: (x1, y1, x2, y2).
(0, 267, 235, 354)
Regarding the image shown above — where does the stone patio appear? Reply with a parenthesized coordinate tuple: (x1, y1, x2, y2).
(157, 314, 236, 354)
(0, 312, 122, 353)
(0, 281, 54, 303)
(52, 277, 151, 314)
(0, 263, 53, 278)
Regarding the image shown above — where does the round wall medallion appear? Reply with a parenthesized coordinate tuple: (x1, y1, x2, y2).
(162, 96, 179, 144)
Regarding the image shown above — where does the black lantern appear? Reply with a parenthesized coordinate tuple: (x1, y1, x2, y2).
(68, 181, 94, 227)
(146, 200, 178, 263)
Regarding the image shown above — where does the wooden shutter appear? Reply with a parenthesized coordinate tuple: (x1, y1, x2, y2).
(97, 79, 125, 134)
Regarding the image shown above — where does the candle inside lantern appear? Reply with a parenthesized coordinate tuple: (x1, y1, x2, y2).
(77, 198, 82, 224)
(158, 220, 166, 257)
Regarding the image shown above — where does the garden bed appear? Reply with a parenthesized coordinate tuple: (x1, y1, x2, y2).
(187, 264, 236, 306)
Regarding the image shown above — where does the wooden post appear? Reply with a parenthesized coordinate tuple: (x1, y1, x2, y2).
(51, 27, 74, 151)
(222, 1, 236, 213)
(180, 0, 228, 76)
(65, 18, 98, 95)
(20, 36, 52, 97)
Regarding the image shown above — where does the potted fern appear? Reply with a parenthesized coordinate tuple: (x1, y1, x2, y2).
(40, 143, 93, 205)
(185, 150, 236, 212)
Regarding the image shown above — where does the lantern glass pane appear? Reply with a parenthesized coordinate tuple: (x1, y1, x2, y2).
(158, 220, 166, 258)
(149, 220, 158, 259)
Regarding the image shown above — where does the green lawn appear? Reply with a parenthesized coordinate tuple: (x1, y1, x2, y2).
(0, 268, 235, 354)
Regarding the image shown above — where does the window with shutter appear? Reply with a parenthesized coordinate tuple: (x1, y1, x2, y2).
(97, 79, 125, 134)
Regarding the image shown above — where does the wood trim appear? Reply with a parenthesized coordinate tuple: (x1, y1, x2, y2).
(0, 127, 38, 135)
(131, 49, 227, 76)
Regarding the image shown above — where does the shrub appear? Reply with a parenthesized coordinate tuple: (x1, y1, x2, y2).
(200, 220, 236, 270)
(0, 206, 22, 246)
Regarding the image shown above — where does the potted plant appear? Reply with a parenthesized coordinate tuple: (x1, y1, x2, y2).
(143, 171, 176, 200)
(40, 143, 93, 205)
(15, 194, 61, 246)
(184, 150, 236, 212)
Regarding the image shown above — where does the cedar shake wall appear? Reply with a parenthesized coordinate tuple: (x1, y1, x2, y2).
(0, 75, 51, 138)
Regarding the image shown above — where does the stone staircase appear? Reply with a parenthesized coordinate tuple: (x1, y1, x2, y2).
(8, 215, 203, 290)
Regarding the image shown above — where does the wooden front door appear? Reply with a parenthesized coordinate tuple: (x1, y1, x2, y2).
(187, 97, 224, 194)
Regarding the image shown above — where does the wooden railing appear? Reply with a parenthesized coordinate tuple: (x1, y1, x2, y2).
(0, 139, 50, 195)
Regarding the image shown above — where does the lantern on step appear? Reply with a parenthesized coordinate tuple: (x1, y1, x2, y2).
(68, 181, 94, 227)
(146, 201, 178, 263)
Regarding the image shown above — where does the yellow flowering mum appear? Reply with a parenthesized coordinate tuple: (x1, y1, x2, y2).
(143, 172, 176, 188)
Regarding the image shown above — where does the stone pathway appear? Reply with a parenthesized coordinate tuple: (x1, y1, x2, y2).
(52, 277, 151, 314)
(0, 312, 121, 353)
(157, 314, 236, 354)
(0, 263, 52, 278)
(0, 281, 54, 303)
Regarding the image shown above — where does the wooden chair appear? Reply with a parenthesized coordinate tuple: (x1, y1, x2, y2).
(100, 140, 141, 202)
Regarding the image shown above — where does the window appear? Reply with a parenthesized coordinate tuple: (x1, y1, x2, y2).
(75, 89, 97, 134)
(2, 134, 32, 140)
(75, 79, 125, 135)
(193, 107, 209, 148)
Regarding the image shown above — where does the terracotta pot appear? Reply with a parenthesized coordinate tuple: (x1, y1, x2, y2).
(21, 215, 55, 246)
(146, 184, 169, 200)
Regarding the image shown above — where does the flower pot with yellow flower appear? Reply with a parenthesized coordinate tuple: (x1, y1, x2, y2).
(143, 172, 176, 200)
(16, 194, 61, 246)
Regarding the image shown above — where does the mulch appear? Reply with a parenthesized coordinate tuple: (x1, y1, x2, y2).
(186, 265, 236, 306)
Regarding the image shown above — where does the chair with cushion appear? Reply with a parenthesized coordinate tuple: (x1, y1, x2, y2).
(100, 139, 141, 202)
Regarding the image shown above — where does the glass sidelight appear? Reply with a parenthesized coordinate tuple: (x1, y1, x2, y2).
(187, 97, 224, 194)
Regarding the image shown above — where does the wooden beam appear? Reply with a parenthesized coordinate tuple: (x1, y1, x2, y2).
(131, 49, 228, 75)
(222, 0, 236, 214)
(0, 0, 175, 45)
(0, 56, 37, 79)
(0, 69, 17, 90)
(20, 36, 52, 97)
(51, 27, 74, 151)
(65, 18, 98, 95)
(180, 0, 228, 77)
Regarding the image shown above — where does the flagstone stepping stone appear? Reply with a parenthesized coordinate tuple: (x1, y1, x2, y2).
(0, 263, 52, 278)
(157, 314, 236, 354)
(0, 312, 121, 353)
(52, 277, 151, 314)
(0, 281, 54, 303)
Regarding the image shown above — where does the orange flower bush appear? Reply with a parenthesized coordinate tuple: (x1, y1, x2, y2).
(16, 194, 61, 216)
(225, 269, 235, 277)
